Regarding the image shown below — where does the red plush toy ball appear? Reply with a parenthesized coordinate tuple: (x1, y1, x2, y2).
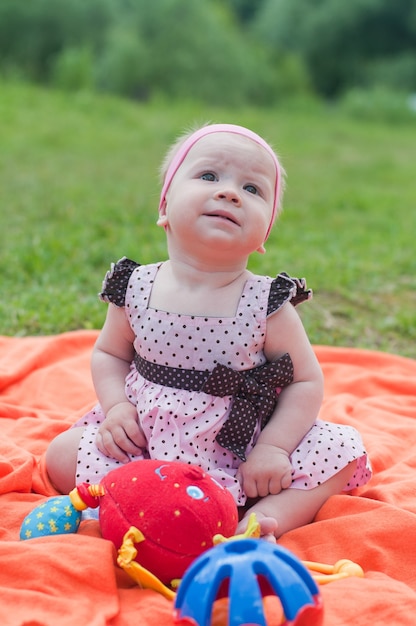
(99, 460, 238, 585)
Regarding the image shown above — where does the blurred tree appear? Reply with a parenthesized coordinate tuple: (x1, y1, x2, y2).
(220, 0, 266, 23)
(0, 0, 281, 104)
(51, 46, 95, 91)
(2, 0, 413, 102)
(253, 0, 416, 96)
(94, 26, 150, 99)
(95, 0, 278, 105)
(0, 0, 113, 81)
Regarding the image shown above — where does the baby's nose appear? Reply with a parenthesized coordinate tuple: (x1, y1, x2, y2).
(214, 188, 241, 205)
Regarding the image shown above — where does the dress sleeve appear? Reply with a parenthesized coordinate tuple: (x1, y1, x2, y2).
(99, 257, 140, 307)
(267, 272, 312, 316)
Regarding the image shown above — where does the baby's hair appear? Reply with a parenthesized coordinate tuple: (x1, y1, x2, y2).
(159, 122, 286, 217)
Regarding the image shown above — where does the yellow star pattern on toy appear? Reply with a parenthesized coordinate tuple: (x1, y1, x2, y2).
(20, 485, 104, 540)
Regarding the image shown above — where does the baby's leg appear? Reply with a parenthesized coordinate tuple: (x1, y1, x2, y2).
(238, 461, 357, 539)
(45, 427, 85, 494)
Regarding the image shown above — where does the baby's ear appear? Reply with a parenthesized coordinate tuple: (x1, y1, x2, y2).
(157, 214, 168, 227)
(157, 199, 168, 227)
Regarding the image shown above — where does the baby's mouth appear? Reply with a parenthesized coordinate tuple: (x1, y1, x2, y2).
(205, 211, 239, 226)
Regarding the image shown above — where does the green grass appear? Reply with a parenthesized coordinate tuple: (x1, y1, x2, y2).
(1, 82, 415, 358)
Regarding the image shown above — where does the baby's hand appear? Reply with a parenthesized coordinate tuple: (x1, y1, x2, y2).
(236, 443, 293, 498)
(96, 401, 146, 463)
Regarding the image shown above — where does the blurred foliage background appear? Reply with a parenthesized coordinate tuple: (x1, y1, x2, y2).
(1, 0, 416, 107)
(0, 0, 415, 356)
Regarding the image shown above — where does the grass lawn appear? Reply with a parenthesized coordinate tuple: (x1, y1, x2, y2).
(1, 81, 415, 358)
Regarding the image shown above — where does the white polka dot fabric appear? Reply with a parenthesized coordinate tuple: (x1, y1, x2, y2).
(74, 259, 371, 505)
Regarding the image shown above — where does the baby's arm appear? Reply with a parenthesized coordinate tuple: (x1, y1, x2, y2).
(237, 303, 324, 498)
(92, 303, 146, 462)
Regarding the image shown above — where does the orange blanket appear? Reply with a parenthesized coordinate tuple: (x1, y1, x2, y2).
(1, 330, 416, 626)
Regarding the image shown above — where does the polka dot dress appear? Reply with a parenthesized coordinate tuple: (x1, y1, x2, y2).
(74, 259, 371, 505)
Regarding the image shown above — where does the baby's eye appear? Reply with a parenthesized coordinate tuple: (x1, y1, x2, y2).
(200, 172, 217, 182)
(244, 184, 258, 195)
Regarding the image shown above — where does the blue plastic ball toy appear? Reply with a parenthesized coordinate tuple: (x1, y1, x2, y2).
(174, 538, 323, 626)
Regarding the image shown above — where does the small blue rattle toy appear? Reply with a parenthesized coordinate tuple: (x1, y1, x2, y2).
(20, 484, 103, 539)
(174, 538, 323, 626)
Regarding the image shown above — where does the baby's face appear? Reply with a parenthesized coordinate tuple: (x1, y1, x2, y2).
(159, 133, 276, 256)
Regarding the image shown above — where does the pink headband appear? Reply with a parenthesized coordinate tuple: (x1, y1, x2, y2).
(159, 123, 282, 241)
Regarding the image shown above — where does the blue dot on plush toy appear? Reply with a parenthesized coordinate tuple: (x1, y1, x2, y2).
(20, 484, 102, 540)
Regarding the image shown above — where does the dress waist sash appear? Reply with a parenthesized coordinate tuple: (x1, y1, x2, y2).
(133, 352, 294, 461)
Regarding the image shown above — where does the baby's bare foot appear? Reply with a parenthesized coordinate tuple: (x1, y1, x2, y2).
(236, 512, 278, 543)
